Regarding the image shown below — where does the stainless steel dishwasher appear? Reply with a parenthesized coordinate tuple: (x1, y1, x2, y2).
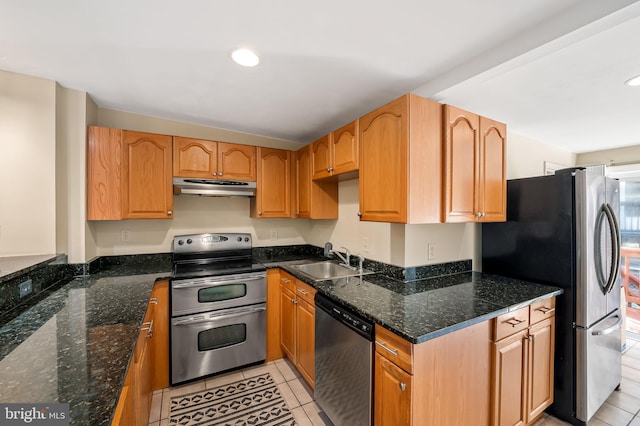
(315, 293, 374, 426)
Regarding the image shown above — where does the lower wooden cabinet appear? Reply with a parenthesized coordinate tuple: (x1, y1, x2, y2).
(374, 353, 412, 426)
(266, 269, 283, 362)
(374, 320, 491, 426)
(112, 280, 169, 426)
(491, 299, 556, 426)
(296, 296, 315, 385)
(278, 270, 316, 388)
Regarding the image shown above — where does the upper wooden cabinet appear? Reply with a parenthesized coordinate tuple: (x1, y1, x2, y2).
(88, 126, 173, 220)
(358, 94, 442, 223)
(173, 137, 256, 181)
(294, 145, 338, 219)
(443, 106, 506, 223)
(312, 120, 359, 180)
(250, 147, 291, 218)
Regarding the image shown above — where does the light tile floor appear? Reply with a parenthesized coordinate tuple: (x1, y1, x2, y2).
(148, 358, 331, 426)
(150, 337, 640, 426)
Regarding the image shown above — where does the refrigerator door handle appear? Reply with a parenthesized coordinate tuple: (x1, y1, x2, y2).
(603, 203, 621, 294)
(591, 315, 622, 336)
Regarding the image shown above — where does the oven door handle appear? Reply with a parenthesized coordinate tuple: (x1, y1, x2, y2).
(172, 306, 267, 326)
(172, 274, 265, 289)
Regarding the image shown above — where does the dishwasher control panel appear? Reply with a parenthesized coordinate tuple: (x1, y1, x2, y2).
(316, 293, 374, 340)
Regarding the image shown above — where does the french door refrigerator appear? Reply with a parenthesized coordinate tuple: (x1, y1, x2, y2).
(482, 168, 622, 426)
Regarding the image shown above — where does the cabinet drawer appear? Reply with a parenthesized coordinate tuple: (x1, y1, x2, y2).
(295, 281, 316, 305)
(530, 298, 556, 324)
(280, 272, 296, 293)
(494, 306, 530, 341)
(375, 325, 413, 374)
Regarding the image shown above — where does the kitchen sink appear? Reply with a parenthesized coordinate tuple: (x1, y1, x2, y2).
(292, 261, 374, 281)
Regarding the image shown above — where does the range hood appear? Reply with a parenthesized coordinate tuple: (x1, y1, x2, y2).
(173, 177, 256, 197)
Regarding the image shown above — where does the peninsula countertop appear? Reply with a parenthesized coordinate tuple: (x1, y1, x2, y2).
(0, 265, 170, 425)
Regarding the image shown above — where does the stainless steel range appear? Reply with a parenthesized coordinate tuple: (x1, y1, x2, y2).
(170, 232, 267, 385)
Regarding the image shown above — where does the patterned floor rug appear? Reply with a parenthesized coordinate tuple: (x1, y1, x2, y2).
(169, 373, 296, 425)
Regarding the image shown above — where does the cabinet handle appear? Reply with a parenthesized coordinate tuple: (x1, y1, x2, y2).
(476, 212, 483, 217)
(167, 211, 173, 215)
(281, 278, 291, 284)
(327, 167, 331, 172)
(297, 288, 308, 296)
(219, 172, 223, 176)
(213, 172, 217, 176)
(149, 297, 159, 305)
(357, 211, 362, 217)
(375, 341, 399, 356)
(505, 318, 526, 327)
(399, 383, 406, 392)
(536, 306, 556, 314)
(141, 320, 154, 338)
(292, 299, 298, 305)
(258, 211, 263, 216)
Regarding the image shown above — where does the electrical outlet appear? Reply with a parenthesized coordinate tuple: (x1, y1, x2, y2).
(428, 243, 436, 260)
(19, 280, 33, 298)
(362, 237, 369, 253)
(270, 229, 278, 241)
(121, 230, 131, 242)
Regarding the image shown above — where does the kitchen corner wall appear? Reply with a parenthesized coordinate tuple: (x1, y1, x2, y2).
(0, 70, 56, 256)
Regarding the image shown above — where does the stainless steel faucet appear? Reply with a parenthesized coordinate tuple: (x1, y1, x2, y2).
(324, 242, 352, 268)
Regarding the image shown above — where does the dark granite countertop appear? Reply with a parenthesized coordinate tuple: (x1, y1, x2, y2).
(273, 259, 563, 344)
(0, 264, 171, 425)
(0, 254, 62, 281)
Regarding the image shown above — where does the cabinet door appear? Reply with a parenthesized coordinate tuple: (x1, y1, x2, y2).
(479, 118, 506, 222)
(266, 269, 283, 361)
(151, 280, 169, 390)
(252, 147, 291, 218)
(295, 145, 311, 218)
(311, 134, 332, 180)
(218, 142, 257, 181)
(87, 126, 123, 220)
(359, 96, 408, 223)
(173, 137, 218, 178)
(296, 298, 315, 388)
(491, 330, 528, 426)
(280, 285, 296, 361)
(374, 353, 412, 426)
(122, 131, 173, 219)
(527, 317, 555, 423)
(443, 106, 480, 223)
(134, 326, 154, 426)
(331, 120, 359, 176)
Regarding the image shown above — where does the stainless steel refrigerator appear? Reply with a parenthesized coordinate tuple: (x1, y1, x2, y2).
(482, 167, 622, 426)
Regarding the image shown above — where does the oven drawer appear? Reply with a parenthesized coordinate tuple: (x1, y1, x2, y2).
(171, 272, 266, 316)
(170, 303, 267, 384)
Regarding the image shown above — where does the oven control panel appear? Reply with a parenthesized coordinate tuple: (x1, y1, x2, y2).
(173, 233, 252, 253)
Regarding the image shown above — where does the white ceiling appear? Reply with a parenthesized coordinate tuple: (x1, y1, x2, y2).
(1, 0, 639, 153)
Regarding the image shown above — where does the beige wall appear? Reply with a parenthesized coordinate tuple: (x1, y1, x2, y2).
(576, 145, 640, 167)
(0, 70, 57, 256)
(97, 108, 302, 151)
(55, 85, 93, 263)
(506, 132, 576, 179)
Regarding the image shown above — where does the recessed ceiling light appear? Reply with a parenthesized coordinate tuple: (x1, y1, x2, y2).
(231, 48, 260, 67)
(624, 74, 640, 86)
